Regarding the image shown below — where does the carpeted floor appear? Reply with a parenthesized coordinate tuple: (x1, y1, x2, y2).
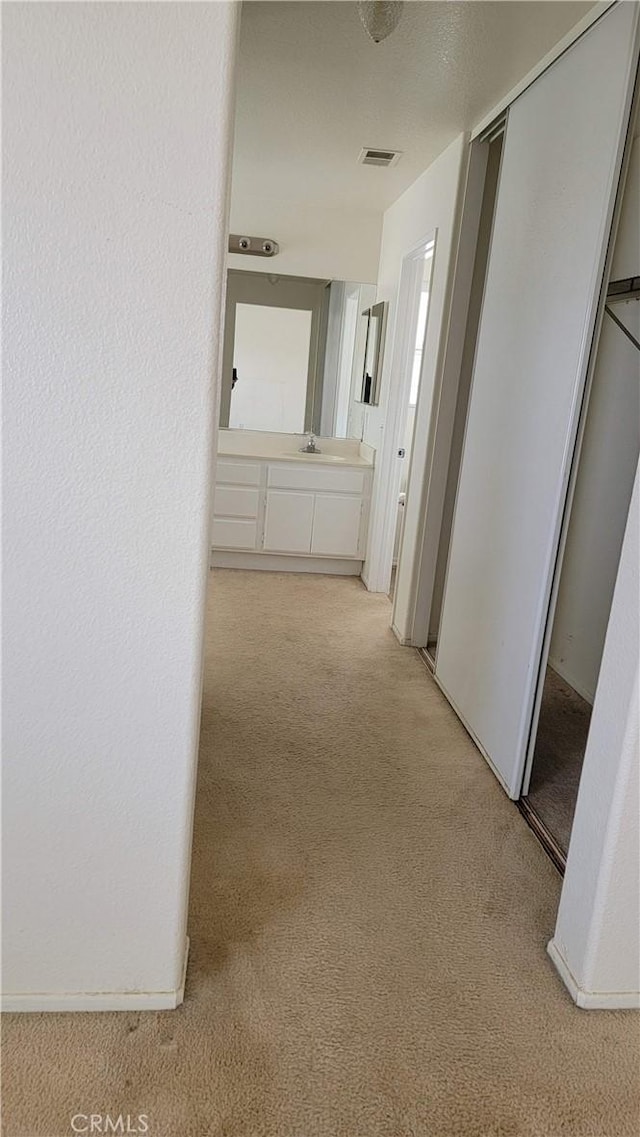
(3, 569, 640, 1136)
(524, 667, 592, 855)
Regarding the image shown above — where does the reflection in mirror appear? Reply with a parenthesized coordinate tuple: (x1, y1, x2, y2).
(230, 304, 312, 433)
(221, 269, 377, 440)
(327, 281, 376, 437)
(358, 301, 387, 407)
(362, 311, 377, 403)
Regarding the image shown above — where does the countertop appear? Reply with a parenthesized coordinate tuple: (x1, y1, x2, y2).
(218, 429, 375, 469)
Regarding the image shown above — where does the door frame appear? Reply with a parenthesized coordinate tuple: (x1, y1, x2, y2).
(220, 269, 330, 433)
(390, 139, 491, 642)
(363, 233, 436, 596)
(411, 140, 491, 647)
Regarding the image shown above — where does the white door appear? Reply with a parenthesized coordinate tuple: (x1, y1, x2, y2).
(435, 2, 639, 798)
(263, 491, 314, 553)
(311, 494, 362, 558)
(230, 305, 313, 434)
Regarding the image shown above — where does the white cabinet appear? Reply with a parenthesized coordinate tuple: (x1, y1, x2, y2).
(311, 494, 362, 557)
(216, 459, 261, 486)
(213, 485, 260, 518)
(212, 455, 372, 565)
(211, 517, 258, 550)
(267, 464, 366, 495)
(212, 459, 263, 551)
(263, 491, 314, 553)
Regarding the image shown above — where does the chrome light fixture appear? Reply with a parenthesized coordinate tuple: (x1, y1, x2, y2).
(228, 234, 279, 258)
(357, 1, 404, 43)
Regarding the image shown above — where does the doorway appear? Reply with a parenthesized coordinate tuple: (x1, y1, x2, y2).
(520, 267, 640, 867)
(390, 240, 435, 600)
(367, 235, 435, 602)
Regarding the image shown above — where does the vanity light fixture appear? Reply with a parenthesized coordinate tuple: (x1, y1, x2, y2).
(357, 1, 404, 44)
(228, 234, 280, 258)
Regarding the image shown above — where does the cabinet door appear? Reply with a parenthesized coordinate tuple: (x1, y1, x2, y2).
(263, 491, 314, 553)
(213, 485, 260, 519)
(311, 494, 363, 558)
(216, 459, 261, 486)
(212, 518, 258, 550)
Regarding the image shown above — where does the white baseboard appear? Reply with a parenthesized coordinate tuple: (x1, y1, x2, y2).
(211, 550, 362, 575)
(547, 938, 640, 1010)
(391, 622, 411, 645)
(1, 938, 189, 1013)
(547, 657, 595, 706)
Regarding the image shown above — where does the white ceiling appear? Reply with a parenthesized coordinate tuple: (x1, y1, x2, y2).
(232, 1, 594, 215)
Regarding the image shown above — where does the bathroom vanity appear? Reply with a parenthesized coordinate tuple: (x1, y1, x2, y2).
(211, 429, 375, 574)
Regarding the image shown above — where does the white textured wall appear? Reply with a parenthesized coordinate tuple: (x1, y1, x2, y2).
(227, 198, 381, 283)
(3, 2, 238, 1007)
(550, 134, 640, 701)
(360, 136, 466, 601)
(551, 464, 640, 1006)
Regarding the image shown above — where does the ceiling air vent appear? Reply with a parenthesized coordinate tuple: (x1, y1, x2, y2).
(358, 147, 402, 168)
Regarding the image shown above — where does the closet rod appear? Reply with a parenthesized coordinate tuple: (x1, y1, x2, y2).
(605, 304, 640, 352)
(607, 275, 640, 301)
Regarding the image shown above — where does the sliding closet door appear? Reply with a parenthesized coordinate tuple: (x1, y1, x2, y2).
(435, 2, 639, 798)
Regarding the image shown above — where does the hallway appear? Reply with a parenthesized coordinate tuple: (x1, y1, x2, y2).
(4, 569, 639, 1136)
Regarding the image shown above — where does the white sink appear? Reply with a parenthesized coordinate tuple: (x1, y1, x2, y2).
(283, 451, 351, 463)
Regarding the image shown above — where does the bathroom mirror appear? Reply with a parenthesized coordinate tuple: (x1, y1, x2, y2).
(220, 269, 378, 440)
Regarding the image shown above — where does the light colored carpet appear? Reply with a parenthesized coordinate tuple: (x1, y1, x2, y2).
(3, 569, 640, 1136)
(525, 667, 592, 855)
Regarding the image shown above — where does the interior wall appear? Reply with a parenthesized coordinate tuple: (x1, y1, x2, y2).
(364, 135, 467, 603)
(2, 1, 238, 1008)
(551, 462, 640, 1006)
(228, 198, 382, 283)
(549, 133, 640, 702)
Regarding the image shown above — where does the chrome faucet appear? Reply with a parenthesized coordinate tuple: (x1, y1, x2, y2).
(299, 433, 321, 454)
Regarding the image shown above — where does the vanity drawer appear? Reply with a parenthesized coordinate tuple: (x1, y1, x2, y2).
(213, 485, 260, 518)
(211, 518, 258, 550)
(267, 463, 366, 495)
(216, 459, 262, 486)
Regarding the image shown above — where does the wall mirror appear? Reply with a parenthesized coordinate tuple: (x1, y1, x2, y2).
(220, 270, 378, 440)
(358, 301, 387, 406)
